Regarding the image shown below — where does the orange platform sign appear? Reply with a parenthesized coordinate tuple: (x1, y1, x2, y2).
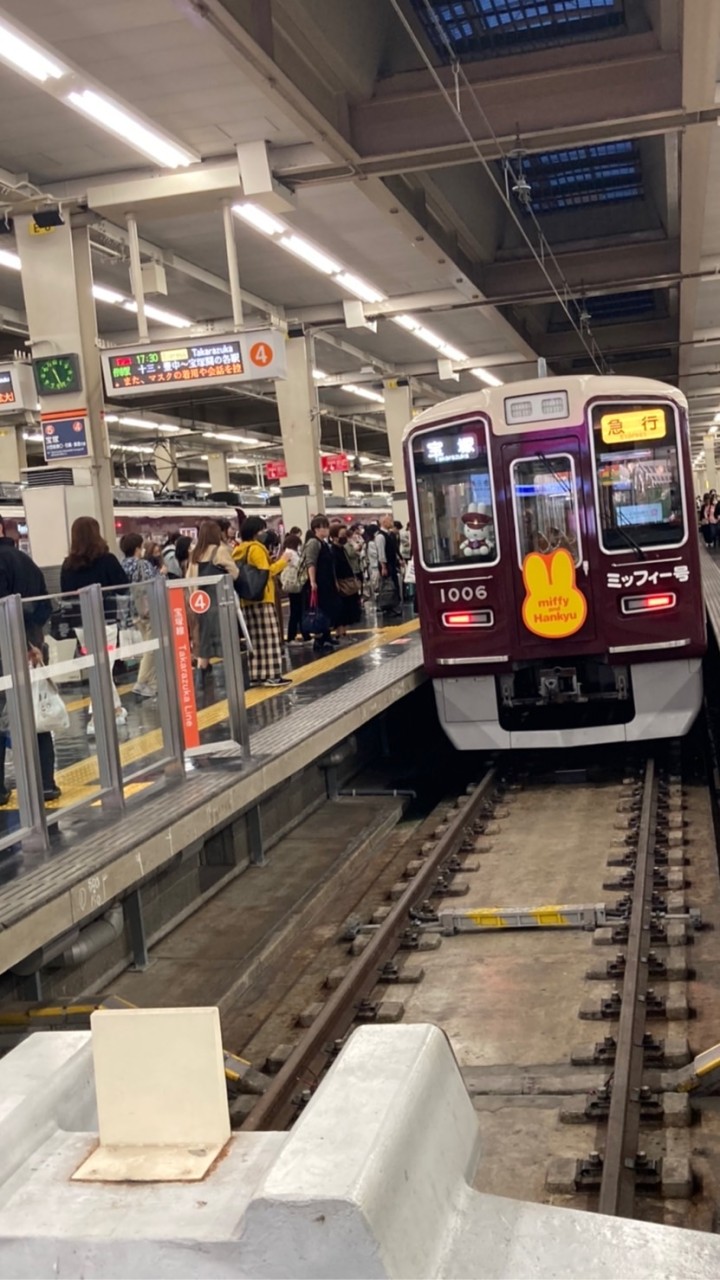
(521, 548, 587, 640)
(169, 587, 199, 749)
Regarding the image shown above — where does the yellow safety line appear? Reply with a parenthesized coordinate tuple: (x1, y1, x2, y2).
(3, 620, 419, 810)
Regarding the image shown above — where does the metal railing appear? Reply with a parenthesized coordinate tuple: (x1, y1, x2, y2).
(0, 572, 251, 854)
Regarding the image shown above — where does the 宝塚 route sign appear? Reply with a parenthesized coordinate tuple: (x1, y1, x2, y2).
(101, 329, 287, 398)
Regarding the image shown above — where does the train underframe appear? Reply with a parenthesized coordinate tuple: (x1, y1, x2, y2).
(433, 655, 704, 749)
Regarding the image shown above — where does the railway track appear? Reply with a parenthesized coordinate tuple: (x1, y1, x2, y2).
(234, 747, 720, 1232)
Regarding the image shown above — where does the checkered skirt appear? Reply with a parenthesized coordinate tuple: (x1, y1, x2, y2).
(244, 601, 283, 682)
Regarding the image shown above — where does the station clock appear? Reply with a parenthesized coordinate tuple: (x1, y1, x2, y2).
(32, 353, 83, 396)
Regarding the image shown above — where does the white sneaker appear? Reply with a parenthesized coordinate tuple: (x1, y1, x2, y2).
(133, 683, 156, 698)
(116, 707, 128, 725)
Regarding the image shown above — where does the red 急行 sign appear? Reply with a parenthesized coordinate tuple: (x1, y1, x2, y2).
(265, 460, 287, 480)
(321, 453, 349, 473)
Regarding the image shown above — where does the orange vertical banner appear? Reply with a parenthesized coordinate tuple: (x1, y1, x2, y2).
(169, 587, 200, 749)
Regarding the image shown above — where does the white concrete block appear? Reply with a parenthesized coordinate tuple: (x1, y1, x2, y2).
(0, 1030, 94, 1187)
(239, 1023, 480, 1279)
(74, 1007, 230, 1182)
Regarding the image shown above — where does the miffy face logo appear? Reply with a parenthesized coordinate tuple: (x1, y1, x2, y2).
(521, 548, 587, 639)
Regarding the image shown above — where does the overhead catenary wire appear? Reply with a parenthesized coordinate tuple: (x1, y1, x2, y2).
(389, 0, 609, 376)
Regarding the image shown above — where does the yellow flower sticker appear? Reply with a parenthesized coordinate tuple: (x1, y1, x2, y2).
(521, 547, 588, 639)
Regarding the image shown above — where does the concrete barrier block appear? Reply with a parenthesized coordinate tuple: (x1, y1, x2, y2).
(239, 1024, 480, 1279)
(662, 1094, 691, 1128)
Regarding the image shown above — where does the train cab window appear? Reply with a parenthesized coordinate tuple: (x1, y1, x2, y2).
(411, 423, 498, 567)
(591, 403, 685, 551)
(511, 454, 581, 566)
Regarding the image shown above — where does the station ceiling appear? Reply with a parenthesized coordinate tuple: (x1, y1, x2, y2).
(0, 0, 718, 485)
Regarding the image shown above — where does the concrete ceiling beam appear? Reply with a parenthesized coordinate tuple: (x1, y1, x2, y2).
(480, 240, 681, 306)
(348, 36, 684, 168)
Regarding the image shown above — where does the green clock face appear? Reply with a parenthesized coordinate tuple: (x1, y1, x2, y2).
(33, 353, 82, 396)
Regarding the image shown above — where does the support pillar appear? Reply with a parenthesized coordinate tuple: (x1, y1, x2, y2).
(274, 334, 324, 531)
(0, 425, 24, 482)
(207, 451, 230, 493)
(383, 379, 413, 527)
(704, 434, 717, 493)
(154, 441, 178, 491)
(15, 214, 116, 570)
(330, 470, 349, 500)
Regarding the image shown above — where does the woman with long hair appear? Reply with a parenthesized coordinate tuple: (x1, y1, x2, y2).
(329, 524, 361, 639)
(233, 516, 289, 686)
(60, 517, 130, 734)
(187, 520, 238, 678)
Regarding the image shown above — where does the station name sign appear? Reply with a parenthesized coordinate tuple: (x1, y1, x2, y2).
(101, 329, 287, 399)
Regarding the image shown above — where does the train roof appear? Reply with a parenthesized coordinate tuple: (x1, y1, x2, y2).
(405, 375, 688, 440)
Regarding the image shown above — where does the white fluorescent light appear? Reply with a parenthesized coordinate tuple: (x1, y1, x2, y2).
(0, 249, 21, 271)
(23, 432, 42, 442)
(196, 482, 212, 488)
(0, 20, 66, 82)
(232, 203, 286, 236)
(334, 271, 386, 304)
(123, 300, 190, 329)
(279, 234, 342, 276)
(227, 456, 251, 465)
(393, 314, 420, 332)
(438, 342, 466, 362)
(66, 89, 196, 168)
(104, 414, 119, 424)
(115, 443, 154, 454)
(341, 384, 385, 404)
(358, 471, 383, 480)
(313, 368, 327, 380)
(203, 430, 243, 444)
(713, 412, 720, 424)
(93, 283, 125, 305)
(415, 325, 446, 351)
(119, 416, 177, 432)
(471, 367, 503, 388)
(236, 434, 260, 445)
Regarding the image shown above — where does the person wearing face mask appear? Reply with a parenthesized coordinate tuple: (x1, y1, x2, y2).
(303, 515, 338, 653)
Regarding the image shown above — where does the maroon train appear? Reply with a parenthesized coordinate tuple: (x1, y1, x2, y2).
(404, 375, 705, 749)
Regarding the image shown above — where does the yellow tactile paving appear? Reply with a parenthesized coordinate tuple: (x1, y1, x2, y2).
(3, 620, 420, 812)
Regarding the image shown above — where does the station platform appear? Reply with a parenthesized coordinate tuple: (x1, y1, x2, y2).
(702, 547, 720, 643)
(0, 618, 424, 978)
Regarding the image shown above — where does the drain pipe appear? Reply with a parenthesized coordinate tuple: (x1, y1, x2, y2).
(53, 906, 125, 970)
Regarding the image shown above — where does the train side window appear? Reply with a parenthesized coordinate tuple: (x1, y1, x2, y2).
(590, 403, 685, 551)
(411, 422, 498, 567)
(510, 454, 581, 567)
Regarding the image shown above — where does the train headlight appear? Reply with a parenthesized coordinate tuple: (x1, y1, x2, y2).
(442, 609, 494, 627)
(620, 593, 676, 615)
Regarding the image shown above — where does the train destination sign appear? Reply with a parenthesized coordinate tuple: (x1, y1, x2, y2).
(101, 329, 286, 398)
(600, 408, 667, 445)
(421, 432, 479, 465)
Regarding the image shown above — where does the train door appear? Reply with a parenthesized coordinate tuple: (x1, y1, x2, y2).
(501, 439, 598, 651)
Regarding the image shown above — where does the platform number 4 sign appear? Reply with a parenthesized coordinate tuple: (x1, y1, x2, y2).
(250, 341, 272, 368)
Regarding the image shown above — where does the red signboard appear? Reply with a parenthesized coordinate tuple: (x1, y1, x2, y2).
(188, 589, 211, 615)
(169, 587, 200, 749)
(321, 453, 349, 473)
(265, 460, 287, 480)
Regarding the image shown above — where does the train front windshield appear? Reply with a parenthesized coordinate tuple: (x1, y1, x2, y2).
(412, 422, 498, 566)
(591, 402, 685, 550)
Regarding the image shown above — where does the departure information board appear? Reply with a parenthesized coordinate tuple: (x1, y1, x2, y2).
(102, 329, 286, 398)
(0, 369, 15, 407)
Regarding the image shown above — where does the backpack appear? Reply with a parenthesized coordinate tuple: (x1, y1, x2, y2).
(281, 554, 307, 594)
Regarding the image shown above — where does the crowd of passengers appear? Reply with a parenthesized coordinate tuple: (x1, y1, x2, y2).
(0, 511, 414, 807)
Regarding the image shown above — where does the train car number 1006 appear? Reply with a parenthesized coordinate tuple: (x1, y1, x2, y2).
(438, 585, 488, 603)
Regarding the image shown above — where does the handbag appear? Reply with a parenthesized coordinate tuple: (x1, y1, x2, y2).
(281, 561, 303, 593)
(302, 607, 331, 636)
(32, 671, 70, 733)
(377, 576, 399, 610)
(337, 576, 360, 597)
(234, 546, 269, 602)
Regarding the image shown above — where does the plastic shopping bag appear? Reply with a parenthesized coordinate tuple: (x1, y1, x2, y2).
(32, 673, 70, 733)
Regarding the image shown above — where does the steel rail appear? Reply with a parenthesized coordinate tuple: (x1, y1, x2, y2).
(598, 757, 657, 1218)
(241, 766, 498, 1132)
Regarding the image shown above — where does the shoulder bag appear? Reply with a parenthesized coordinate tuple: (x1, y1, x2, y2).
(235, 545, 269, 602)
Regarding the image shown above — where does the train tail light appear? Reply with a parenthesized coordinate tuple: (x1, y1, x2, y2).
(621, 592, 676, 615)
(442, 609, 494, 628)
